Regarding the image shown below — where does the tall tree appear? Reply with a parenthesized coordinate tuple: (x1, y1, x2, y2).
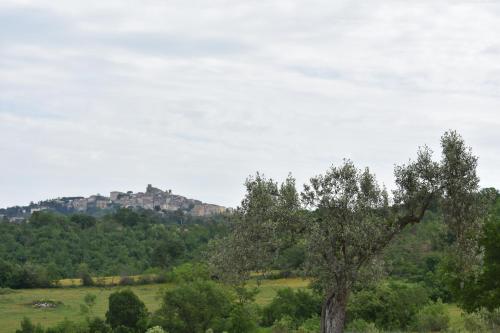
(211, 131, 481, 333)
(106, 290, 148, 333)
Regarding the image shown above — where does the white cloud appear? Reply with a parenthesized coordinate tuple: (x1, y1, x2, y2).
(1, 0, 500, 208)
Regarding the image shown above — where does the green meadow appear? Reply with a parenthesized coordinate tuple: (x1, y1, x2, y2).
(0, 278, 309, 333)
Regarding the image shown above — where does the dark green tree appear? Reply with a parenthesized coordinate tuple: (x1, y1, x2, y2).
(77, 263, 94, 286)
(153, 280, 233, 333)
(262, 288, 321, 327)
(71, 214, 97, 229)
(452, 214, 500, 312)
(106, 290, 148, 333)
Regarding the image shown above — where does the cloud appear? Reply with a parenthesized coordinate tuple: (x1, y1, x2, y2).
(1, 0, 500, 208)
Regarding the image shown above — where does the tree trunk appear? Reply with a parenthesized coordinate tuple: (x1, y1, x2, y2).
(320, 289, 349, 333)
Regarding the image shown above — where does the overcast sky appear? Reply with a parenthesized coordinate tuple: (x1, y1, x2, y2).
(1, 0, 500, 208)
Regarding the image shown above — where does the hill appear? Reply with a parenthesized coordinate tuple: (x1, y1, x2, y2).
(0, 184, 228, 223)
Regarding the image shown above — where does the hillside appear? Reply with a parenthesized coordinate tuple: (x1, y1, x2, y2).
(0, 208, 229, 282)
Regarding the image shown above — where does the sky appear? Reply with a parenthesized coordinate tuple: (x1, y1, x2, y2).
(1, 0, 500, 208)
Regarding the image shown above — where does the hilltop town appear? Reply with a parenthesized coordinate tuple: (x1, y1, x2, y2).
(0, 184, 228, 222)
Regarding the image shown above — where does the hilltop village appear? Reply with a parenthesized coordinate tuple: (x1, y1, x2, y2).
(0, 185, 227, 222)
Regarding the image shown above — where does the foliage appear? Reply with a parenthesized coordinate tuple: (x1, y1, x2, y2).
(15, 318, 44, 333)
(463, 308, 500, 333)
(345, 319, 380, 333)
(411, 300, 450, 332)
(153, 280, 233, 333)
(78, 264, 94, 287)
(80, 293, 97, 317)
(451, 208, 500, 312)
(44, 318, 88, 333)
(383, 212, 453, 301)
(347, 280, 430, 331)
(0, 262, 53, 289)
(88, 317, 111, 333)
(227, 302, 259, 333)
(168, 263, 211, 283)
(296, 316, 320, 333)
(271, 315, 295, 333)
(0, 209, 227, 288)
(145, 327, 167, 333)
(262, 288, 321, 327)
(105, 290, 148, 333)
(212, 131, 482, 333)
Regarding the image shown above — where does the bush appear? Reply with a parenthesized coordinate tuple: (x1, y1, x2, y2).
(262, 288, 321, 327)
(227, 303, 259, 333)
(106, 290, 148, 333)
(463, 308, 500, 333)
(347, 279, 429, 331)
(412, 300, 450, 332)
(153, 280, 233, 333)
(170, 263, 211, 283)
(146, 326, 167, 333)
(296, 316, 320, 333)
(78, 263, 94, 287)
(9, 263, 53, 289)
(345, 319, 380, 333)
(271, 315, 295, 333)
(45, 318, 87, 333)
(88, 317, 111, 333)
(119, 276, 135, 286)
(16, 317, 44, 333)
(137, 275, 153, 285)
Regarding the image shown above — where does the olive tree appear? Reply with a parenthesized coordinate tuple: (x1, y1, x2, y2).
(211, 131, 481, 333)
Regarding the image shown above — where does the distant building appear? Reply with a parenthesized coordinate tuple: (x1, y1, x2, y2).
(9, 217, 25, 224)
(110, 191, 124, 201)
(2, 184, 229, 219)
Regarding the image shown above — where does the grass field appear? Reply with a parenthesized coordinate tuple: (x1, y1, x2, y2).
(0, 277, 309, 333)
(0, 277, 469, 333)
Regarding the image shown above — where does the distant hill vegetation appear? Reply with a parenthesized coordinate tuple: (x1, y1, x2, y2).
(0, 208, 229, 288)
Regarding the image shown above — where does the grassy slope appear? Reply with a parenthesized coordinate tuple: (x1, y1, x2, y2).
(0, 278, 309, 333)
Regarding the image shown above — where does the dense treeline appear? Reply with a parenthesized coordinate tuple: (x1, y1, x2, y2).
(0, 208, 228, 288)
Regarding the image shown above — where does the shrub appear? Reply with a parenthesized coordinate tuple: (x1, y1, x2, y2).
(106, 290, 148, 333)
(137, 275, 153, 285)
(345, 319, 380, 333)
(463, 308, 500, 333)
(271, 315, 295, 333)
(153, 280, 233, 333)
(412, 300, 450, 332)
(463, 311, 488, 333)
(151, 272, 168, 284)
(296, 316, 320, 333)
(146, 326, 167, 333)
(347, 279, 429, 331)
(262, 288, 321, 327)
(10, 263, 53, 289)
(88, 317, 111, 333)
(16, 317, 44, 333)
(170, 263, 211, 283)
(45, 318, 87, 333)
(119, 276, 135, 286)
(78, 263, 94, 287)
(227, 303, 259, 333)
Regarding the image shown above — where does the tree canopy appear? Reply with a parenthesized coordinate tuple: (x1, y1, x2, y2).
(211, 131, 485, 333)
